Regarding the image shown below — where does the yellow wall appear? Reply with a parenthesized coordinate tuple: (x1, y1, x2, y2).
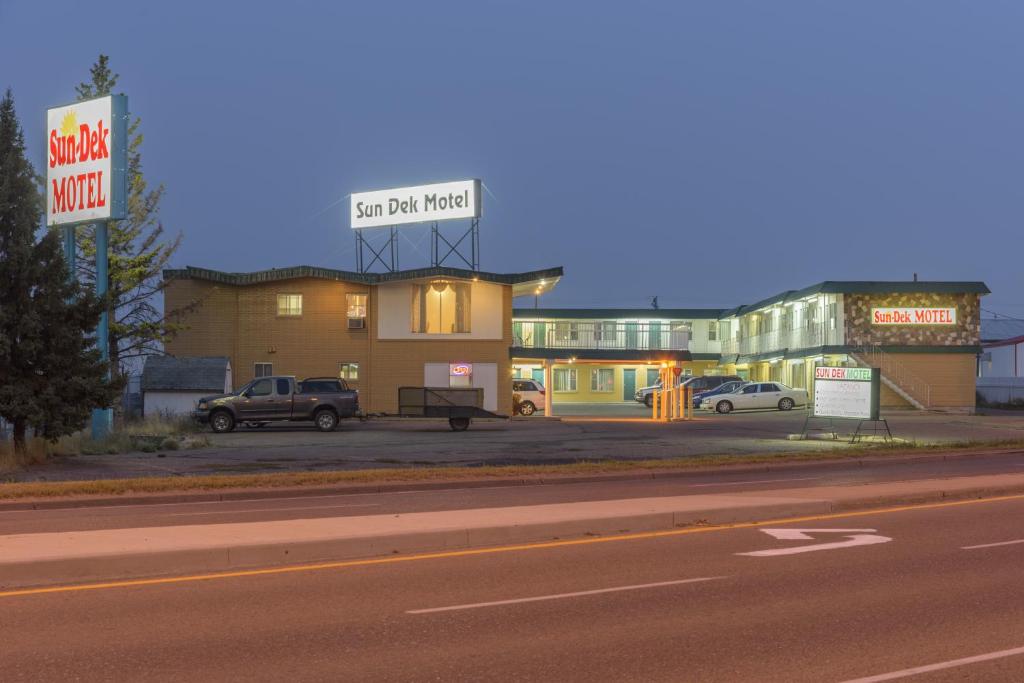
(547, 360, 721, 403)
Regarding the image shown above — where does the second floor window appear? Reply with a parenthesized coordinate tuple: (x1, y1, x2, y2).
(277, 294, 302, 317)
(708, 322, 717, 341)
(411, 281, 470, 334)
(553, 322, 579, 343)
(347, 293, 367, 320)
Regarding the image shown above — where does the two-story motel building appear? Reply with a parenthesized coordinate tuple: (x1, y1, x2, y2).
(164, 268, 987, 414)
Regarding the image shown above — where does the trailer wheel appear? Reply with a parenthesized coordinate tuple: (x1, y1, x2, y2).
(449, 417, 470, 432)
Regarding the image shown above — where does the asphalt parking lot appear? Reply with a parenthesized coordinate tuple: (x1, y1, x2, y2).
(10, 407, 1024, 482)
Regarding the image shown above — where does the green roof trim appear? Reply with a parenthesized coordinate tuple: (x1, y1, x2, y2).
(729, 344, 983, 365)
(164, 265, 564, 287)
(720, 281, 990, 319)
(513, 308, 725, 320)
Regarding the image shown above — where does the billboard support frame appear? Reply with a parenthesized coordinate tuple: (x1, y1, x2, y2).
(354, 227, 399, 273)
(431, 217, 479, 271)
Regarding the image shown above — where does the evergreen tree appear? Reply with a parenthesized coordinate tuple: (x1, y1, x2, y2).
(0, 89, 117, 455)
(74, 55, 192, 384)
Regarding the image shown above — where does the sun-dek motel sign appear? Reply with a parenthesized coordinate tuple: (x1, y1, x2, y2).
(46, 94, 128, 439)
(350, 180, 481, 229)
(812, 366, 880, 420)
(46, 95, 128, 226)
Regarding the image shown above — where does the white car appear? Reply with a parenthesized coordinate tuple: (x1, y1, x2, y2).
(701, 381, 808, 414)
(512, 379, 546, 416)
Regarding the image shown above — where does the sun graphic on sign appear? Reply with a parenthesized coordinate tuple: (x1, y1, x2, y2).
(60, 111, 77, 137)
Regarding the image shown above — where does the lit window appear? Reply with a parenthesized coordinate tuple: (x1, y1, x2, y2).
(277, 294, 302, 316)
(347, 293, 367, 321)
(554, 322, 579, 342)
(590, 368, 614, 392)
(411, 281, 471, 333)
(708, 323, 717, 341)
(553, 367, 577, 392)
(339, 362, 359, 381)
(254, 362, 273, 378)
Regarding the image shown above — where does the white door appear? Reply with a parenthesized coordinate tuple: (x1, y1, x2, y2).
(472, 363, 498, 411)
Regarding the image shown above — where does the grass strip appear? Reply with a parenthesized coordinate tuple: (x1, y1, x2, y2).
(2, 438, 1024, 501)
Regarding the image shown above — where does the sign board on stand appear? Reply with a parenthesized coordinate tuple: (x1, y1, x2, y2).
(812, 366, 880, 420)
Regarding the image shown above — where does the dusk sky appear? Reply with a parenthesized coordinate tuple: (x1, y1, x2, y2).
(3, 1, 1022, 314)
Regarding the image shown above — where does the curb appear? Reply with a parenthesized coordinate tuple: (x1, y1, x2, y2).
(5, 480, 1024, 591)
(2, 448, 1023, 512)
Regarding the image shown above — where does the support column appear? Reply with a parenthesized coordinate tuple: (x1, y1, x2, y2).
(543, 360, 554, 417)
(91, 222, 113, 439)
(62, 225, 76, 276)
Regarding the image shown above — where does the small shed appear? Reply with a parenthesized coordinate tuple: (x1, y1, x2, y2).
(142, 356, 232, 417)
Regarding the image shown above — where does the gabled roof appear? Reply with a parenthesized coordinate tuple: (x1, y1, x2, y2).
(513, 308, 725, 320)
(720, 281, 990, 319)
(142, 356, 230, 392)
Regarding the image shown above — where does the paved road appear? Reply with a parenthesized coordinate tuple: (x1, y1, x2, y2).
(4, 495, 1024, 681)
(4, 450, 1024, 534)
(10, 410, 1024, 483)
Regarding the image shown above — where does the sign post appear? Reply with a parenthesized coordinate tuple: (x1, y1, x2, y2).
(46, 94, 129, 439)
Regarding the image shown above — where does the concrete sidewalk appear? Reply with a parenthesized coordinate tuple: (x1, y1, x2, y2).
(4, 472, 1024, 590)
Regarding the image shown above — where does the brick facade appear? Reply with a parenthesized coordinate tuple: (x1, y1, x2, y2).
(844, 292, 981, 347)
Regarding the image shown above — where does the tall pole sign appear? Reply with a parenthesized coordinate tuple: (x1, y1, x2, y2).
(46, 94, 129, 438)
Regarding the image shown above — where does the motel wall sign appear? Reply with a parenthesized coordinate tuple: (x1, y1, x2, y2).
(351, 180, 481, 229)
(871, 307, 957, 326)
(46, 95, 128, 227)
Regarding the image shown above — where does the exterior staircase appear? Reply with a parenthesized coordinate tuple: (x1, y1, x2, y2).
(849, 345, 932, 411)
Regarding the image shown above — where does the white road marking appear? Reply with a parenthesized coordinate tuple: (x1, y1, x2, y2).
(406, 576, 724, 614)
(962, 538, 1024, 550)
(839, 645, 1024, 682)
(165, 503, 380, 517)
(738, 528, 892, 557)
(689, 476, 822, 488)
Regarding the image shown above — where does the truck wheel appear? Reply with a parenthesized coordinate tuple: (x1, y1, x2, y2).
(210, 410, 235, 433)
(644, 394, 653, 408)
(314, 409, 338, 432)
(449, 417, 470, 432)
(519, 401, 536, 416)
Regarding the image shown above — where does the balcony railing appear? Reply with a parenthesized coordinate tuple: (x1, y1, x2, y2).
(719, 326, 844, 357)
(513, 322, 689, 351)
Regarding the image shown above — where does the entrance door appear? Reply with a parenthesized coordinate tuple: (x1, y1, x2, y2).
(646, 368, 660, 387)
(531, 368, 545, 385)
(622, 368, 636, 401)
(649, 321, 661, 350)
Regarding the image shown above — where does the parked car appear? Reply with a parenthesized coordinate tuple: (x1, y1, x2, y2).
(691, 380, 745, 409)
(635, 375, 743, 408)
(512, 379, 546, 415)
(700, 382, 808, 414)
(196, 376, 359, 433)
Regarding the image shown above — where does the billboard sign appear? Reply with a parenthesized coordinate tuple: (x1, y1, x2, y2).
(351, 179, 481, 229)
(813, 366, 880, 420)
(46, 95, 128, 227)
(871, 307, 956, 326)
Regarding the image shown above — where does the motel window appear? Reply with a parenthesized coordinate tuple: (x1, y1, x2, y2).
(553, 367, 577, 392)
(277, 293, 302, 317)
(254, 362, 273, 378)
(763, 313, 774, 334)
(553, 322, 579, 343)
(708, 322, 717, 342)
(411, 281, 471, 334)
(347, 293, 368, 326)
(828, 302, 837, 330)
(594, 321, 617, 343)
(590, 368, 614, 393)
(339, 363, 359, 382)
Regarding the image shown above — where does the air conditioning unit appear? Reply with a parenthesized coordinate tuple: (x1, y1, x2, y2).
(347, 318, 366, 329)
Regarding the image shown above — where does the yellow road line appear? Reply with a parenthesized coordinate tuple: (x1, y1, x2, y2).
(3, 491, 1024, 600)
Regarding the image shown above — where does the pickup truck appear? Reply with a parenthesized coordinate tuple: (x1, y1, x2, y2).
(196, 376, 359, 433)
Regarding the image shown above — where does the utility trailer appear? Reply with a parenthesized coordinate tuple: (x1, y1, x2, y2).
(389, 387, 507, 431)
